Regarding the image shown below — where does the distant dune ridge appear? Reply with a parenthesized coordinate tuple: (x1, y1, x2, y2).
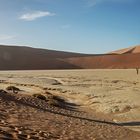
(108, 45, 140, 54)
(0, 45, 140, 70)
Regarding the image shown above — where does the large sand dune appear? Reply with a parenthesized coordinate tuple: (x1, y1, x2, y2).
(108, 45, 140, 54)
(66, 45, 140, 69)
(0, 45, 91, 70)
(67, 52, 140, 69)
(0, 45, 140, 70)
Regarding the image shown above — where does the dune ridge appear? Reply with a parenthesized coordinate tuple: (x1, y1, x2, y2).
(108, 45, 140, 54)
(0, 45, 140, 70)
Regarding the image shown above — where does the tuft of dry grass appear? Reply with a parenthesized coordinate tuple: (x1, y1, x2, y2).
(33, 94, 47, 101)
(33, 92, 66, 107)
(6, 86, 20, 93)
(0, 89, 7, 94)
(47, 99, 61, 107)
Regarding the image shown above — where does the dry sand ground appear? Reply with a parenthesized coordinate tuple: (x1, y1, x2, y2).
(0, 69, 140, 140)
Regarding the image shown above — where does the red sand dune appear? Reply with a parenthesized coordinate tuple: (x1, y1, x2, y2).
(0, 45, 90, 70)
(0, 45, 140, 70)
(108, 45, 140, 54)
(66, 53, 140, 69)
(66, 45, 140, 69)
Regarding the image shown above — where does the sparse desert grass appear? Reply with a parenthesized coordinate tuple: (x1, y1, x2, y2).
(45, 91, 52, 95)
(52, 82, 61, 85)
(33, 94, 46, 101)
(6, 86, 20, 93)
(47, 99, 61, 107)
(0, 89, 7, 94)
(47, 94, 65, 103)
(33, 92, 65, 107)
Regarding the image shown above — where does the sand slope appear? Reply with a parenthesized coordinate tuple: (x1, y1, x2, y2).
(0, 45, 91, 70)
(66, 52, 140, 69)
(108, 45, 140, 54)
(0, 45, 140, 69)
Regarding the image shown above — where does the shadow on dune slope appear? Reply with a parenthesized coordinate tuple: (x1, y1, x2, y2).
(1, 45, 140, 69)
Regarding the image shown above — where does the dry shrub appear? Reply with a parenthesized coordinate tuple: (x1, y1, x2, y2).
(33, 94, 46, 101)
(0, 89, 7, 94)
(47, 99, 61, 107)
(45, 91, 52, 95)
(47, 94, 65, 102)
(6, 86, 20, 93)
(33, 92, 65, 108)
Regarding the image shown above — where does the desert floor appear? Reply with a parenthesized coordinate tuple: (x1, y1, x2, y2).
(0, 69, 140, 140)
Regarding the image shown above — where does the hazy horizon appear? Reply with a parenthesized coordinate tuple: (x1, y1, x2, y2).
(0, 0, 140, 54)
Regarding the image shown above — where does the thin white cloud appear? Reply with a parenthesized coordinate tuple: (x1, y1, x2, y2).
(19, 11, 55, 21)
(86, 0, 100, 7)
(85, 0, 135, 7)
(61, 24, 71, 29)
(0, 35, 16, 40)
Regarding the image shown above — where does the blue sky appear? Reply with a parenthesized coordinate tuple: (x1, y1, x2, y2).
(0, 0, 140, 53)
